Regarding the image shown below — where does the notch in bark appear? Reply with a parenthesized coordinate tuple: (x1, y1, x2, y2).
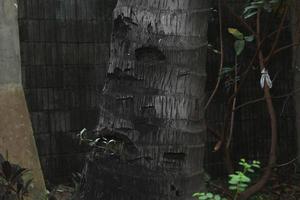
(135, 46, 166, 62)
(163, 152, 186, 161)
(114, 14, 137, 37)
(107, 68, 143, 81)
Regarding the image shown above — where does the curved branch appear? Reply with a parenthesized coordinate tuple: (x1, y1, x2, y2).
(204, 0, 224, 110)
(239, 10, 278, 200)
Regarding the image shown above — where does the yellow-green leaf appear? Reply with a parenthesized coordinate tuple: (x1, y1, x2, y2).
(228, 28, 244, 40)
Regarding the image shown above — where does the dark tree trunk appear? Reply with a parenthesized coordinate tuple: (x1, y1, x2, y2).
(291, 0, 300, 166)
(79, 0, 209, 199)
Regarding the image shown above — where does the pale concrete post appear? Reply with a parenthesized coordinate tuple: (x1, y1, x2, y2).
(0, 0, 46, 196)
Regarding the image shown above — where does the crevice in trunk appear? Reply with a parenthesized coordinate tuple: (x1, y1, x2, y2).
(135, 46, 166, 62)
(163, 152, 186, 161)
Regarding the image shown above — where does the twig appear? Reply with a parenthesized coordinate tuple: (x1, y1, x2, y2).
(273, 42, 300, 56)
(276, 156, 300, 168)
(226, 56, 238, 149)
(207, 181, 233, 199)
(234, 87, 300, 111)
(265, 8, 288, 63)
(204, 0, 224, 110)
(234, 97, 265, 111)
(223, 2, 256, 35)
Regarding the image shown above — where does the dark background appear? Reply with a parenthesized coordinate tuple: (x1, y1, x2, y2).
(17, 0, 297, 184)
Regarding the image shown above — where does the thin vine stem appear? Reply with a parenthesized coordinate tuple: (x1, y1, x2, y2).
(204, 0, 224, 110)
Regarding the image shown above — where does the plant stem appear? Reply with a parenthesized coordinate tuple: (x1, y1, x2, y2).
(226, 56, 238, 149)
(239, 9, 278, 200)
(204, 0, 224, 110)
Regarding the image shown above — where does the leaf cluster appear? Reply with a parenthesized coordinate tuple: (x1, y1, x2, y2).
(193, 192, 227, 200)
(193, 159, 261, 200)
(228, 28, 254, 56)
(243, 0, 281, 19)
(228, 159, 261, 194)
(78, 128, 125, 157)
(0, 155, 33, 200)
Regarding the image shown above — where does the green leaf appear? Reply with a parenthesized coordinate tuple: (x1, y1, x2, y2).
(243, 4, 259, 13)
(240, 175, 251, 183)
(229, 175, 239, 184)
(234, 40, 245, 56)
(220, 67, 234, 76)
(193, 192, 203, 197)
(207, 193, 213, 198)
(244, 35, 254, 42)
(248, 168, 255, 173)
(239, 183, 248, 188)
(11, 168, 30, 184)
(199, 196, 208, 200)
(254, 160, 261, 164)
(244, 11, 257, 19)
(229, 185, 237, 190)
(251, 1, 264, 5)
(214, 195, 221, 200)
(252, 164, 260, 168)
(228, 28, 244, 40)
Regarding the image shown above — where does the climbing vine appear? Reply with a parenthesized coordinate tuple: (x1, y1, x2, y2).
(204, 0, 299, 199)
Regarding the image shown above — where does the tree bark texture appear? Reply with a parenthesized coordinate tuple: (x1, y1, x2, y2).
(79, 0, 209, 199)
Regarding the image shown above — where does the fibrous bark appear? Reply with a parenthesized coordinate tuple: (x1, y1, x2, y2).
(79, 0, 209, 199)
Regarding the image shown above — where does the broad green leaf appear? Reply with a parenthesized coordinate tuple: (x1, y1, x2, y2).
(234, 40, 245, 56)
(228, 28, 244, 40)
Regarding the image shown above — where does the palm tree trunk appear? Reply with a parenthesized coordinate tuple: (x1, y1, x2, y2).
(79, 1, 209, 199)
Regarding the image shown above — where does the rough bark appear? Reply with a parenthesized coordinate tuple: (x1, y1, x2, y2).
(79, 0, 209, 199)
